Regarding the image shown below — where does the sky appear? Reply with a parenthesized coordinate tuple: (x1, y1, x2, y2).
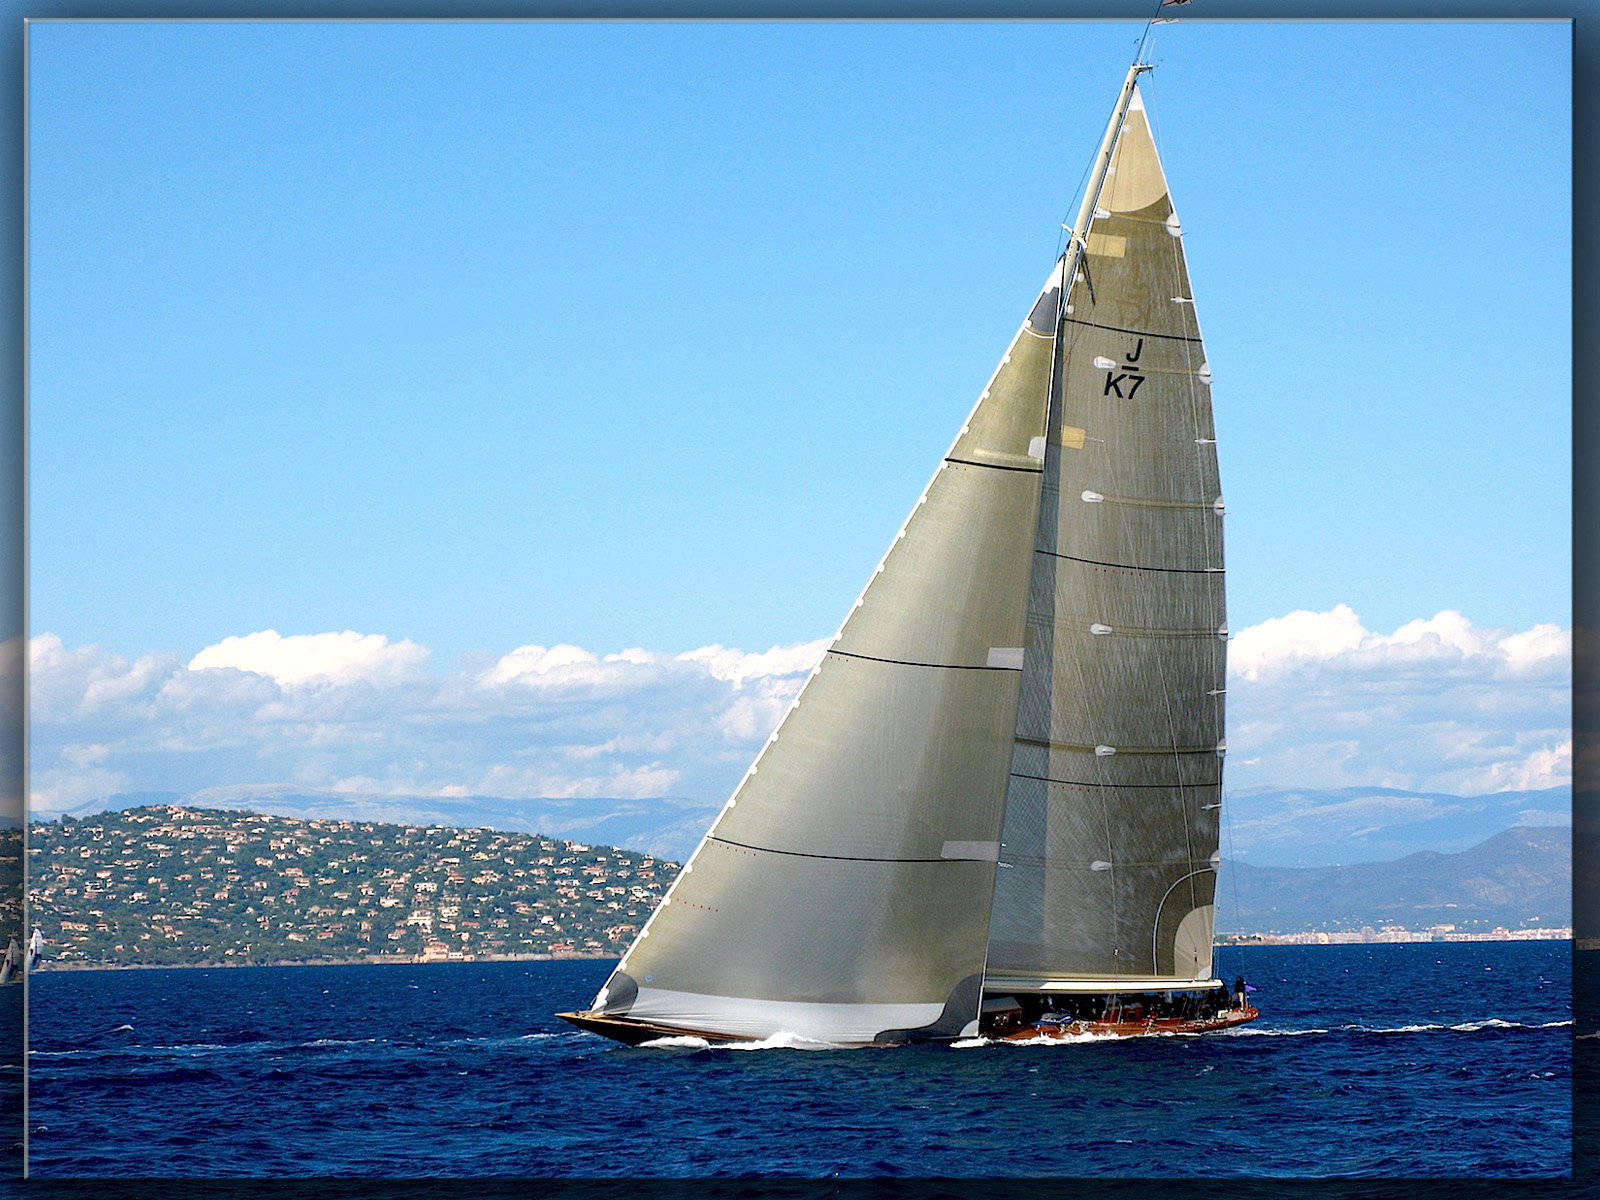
(24, 20, 1573, 831)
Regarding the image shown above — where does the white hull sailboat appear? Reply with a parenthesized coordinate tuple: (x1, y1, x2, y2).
(562, 50, 1256, 1047)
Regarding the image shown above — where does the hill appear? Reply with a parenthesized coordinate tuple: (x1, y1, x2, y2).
(27, 806, 673, 968)
(59, 787, 720, 864)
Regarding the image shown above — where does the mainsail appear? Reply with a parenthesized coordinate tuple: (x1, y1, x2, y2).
(985, 75, 1225, 994)
(574, 60, 1224, 1044)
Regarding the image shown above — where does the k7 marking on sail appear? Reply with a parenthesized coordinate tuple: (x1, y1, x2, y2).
(1102, 337, 1146, 399)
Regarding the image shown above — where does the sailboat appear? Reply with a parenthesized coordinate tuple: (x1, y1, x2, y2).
(560, 52, 1257, 1046)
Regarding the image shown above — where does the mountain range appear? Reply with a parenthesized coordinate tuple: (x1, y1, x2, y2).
(1219, 825, 1571, 934)
(63, 783, 1572, 868)
(1224, 784, 1570, 867)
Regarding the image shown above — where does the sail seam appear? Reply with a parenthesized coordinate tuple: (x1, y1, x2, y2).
(1062, 316, 1202, 343)
(1009, 771, 1222, 789)
(1035, 548, 1221, 575)
(828, 649, 1022, 672)
(943, 456, 1044, 475)
(707, 835, 961, 865)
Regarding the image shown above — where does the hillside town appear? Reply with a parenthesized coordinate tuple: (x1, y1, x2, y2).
(1220, 925, 1572, 946)
(26, 806, 672, 968)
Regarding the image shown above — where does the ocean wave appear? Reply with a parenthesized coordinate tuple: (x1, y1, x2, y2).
(300, 1037, 380, 1048)
(993, 1034, 1106, 1047)
(434, 1032, 563, 1048)
(1449, 1018, 1572, 1032)
(1350, 1019, 1573, 1035)
(1225, 1019, 1572, 1038)
(635, 1034, 711, 1050)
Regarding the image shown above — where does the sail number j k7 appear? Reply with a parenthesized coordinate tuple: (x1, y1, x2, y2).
(1103, 337, 1146, 399)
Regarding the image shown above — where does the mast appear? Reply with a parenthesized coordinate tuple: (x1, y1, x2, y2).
(1066, 60, 1154, 271)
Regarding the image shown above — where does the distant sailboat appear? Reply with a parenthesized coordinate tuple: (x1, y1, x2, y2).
(0, 937, 21, 985)
(562, 51, 1256, 1046)
(26, 928, 42, 973)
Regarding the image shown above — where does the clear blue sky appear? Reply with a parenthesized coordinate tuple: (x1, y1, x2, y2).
(27, 19, 1571, 665)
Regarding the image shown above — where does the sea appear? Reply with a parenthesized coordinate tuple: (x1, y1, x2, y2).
(24, 941, 1576, 1179)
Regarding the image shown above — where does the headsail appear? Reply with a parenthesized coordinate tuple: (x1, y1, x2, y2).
(985, 77, 1225, 992)
(584, 268, 1064, 1044)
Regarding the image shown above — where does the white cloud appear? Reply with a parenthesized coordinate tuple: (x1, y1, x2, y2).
(675, 639, 830, 686)
(1229, 605, 1569, 683)
(1228, 604, 1368, 680)
(1226, 607, 1570, 796)
(478, 643, 605, 687)
(188, 629, 430, 687)
(29, 627, 824, 817)
(29, 633, 179, 722)
(26, 609, 1571, 824)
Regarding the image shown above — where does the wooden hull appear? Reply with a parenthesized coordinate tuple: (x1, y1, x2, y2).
(993, 1003, 1260, 1041)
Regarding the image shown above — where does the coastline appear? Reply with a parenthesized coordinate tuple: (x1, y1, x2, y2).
(29, 951, 616, 973)
(28, 934, 1586, 974)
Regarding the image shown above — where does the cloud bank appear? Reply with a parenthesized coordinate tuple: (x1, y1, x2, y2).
(24, 606, 1570, 825)
(28, 631, 829, 816)
(1226, 606, 1570, 796)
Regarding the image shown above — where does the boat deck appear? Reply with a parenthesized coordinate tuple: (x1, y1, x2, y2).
(990, 1003, 1259, 1040)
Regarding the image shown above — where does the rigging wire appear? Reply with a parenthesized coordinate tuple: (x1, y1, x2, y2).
(1058, 0, 1178, 261)
(1056, 157, 1095, 262)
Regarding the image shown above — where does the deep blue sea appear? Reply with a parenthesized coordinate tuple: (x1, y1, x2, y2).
(26, 942, 1573, 1178)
